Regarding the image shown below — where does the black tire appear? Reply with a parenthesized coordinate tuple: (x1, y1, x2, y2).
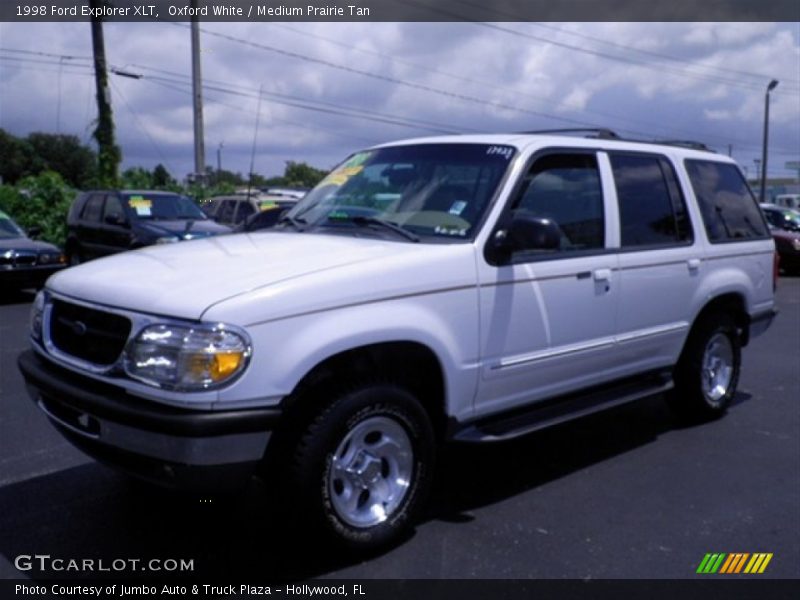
(668, 313, 741, 421)
(287, 383, 435, 550)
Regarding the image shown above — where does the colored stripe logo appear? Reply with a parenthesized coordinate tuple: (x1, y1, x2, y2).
(696, 553, 773, 574)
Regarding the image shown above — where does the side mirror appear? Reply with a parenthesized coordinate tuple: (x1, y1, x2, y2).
(492, 212, 560, 262)
(104, 214, 128, 227)
(27, 226, 42, 238)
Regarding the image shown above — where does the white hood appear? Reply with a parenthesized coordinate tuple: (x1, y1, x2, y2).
(48, 232, 438, 320)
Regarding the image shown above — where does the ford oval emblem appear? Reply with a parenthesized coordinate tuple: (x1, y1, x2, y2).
(70, 320, 88, 336)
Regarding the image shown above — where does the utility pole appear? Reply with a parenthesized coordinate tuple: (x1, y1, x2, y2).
(89, 0, 120, 186)
(760, 79, 779, 204)
(191, 0, 206, 187)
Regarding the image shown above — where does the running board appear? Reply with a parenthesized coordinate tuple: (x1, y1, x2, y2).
(452, 372, 674, 443)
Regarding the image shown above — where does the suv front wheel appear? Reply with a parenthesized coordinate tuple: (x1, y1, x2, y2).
(289, 384, 435, 550)
(669, 313, 742, 421)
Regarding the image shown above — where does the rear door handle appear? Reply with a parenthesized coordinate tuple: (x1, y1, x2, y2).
(688, 258, 701, 271)
(593, 268, 612, 282)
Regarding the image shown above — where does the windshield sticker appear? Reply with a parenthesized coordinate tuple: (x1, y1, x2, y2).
(486, 146, 514, 160)
(435, 225, 467, 237)
(322, 165, 364, 187)
(260, 201, 280, 211)
(449, 201, 467, 216)
(344, 152, 371, 168)
(128, 196, 152, 216)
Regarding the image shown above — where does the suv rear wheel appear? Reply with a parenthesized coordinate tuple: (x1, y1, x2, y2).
(669, 313, 741, 421)
(288, 383, 435, 549)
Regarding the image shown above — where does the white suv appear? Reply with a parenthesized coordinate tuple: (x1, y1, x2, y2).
(19, 131, 777, 549)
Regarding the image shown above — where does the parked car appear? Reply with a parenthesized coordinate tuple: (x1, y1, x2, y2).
(234, 199, 298, 233)
(204, 195, 296, 229)
(65, 190, 231, 264)
(770, 226, 800, 274)
(260, 186, 308, 200)
(774, 193, 800, 210)
(20, 131, 777, 550)
(0, 209, 65, 291)
(760, 203, 800, 232)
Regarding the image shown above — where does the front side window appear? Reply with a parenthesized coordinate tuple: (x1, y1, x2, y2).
(684, 160, 769, 242)
(288, 143, 516, 241)
(611, 153, 692, 247)
(81, 194, 105, 222)
(511, 153, 604, 254)
(102, 195, 126, 221)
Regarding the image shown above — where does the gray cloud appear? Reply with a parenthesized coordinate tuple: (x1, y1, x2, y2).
(1, 21, 798, 182)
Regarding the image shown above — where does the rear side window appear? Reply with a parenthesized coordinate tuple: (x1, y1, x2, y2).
(611, 153, 692, 247)
(81, 194, 105, 223)
(685, 160, 769, 242)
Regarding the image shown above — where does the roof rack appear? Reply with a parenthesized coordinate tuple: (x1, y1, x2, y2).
(523, 128, 621, 140)
(649, 140, 715, 152)
(521, 128, 715, 153)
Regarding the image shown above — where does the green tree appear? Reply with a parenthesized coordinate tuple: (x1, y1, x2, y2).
(152, 163, 174, 188)
(0, 171, 75, 247)
(0, 129, 42, 184)
(121, 167, 153, 189)
(26, 132, 97, 189)
(282, 161, 328, 188)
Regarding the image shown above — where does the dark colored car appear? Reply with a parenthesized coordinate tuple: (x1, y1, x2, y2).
(205, 195, 297, 229)
(0, 209, 65, 291)
(761, 204, 800, 232)
(771, 226, 800, 274)
(234, 199, 297, 232)
(66, 190, 231, 264)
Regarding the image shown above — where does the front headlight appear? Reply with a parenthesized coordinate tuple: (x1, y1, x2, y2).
(124, 323, 251, 391)
(38, 251, 66, 264)
(792, 238, 800, 251)
(30, 290, 46, 341)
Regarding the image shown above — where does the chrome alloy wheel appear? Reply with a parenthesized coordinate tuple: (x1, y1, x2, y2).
(701, 332, 734, 405)
(328, 416, 414, 528)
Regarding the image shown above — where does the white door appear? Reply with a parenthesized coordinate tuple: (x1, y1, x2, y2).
(475, 150, 621, 418)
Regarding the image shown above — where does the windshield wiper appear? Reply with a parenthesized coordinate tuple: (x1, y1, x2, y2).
(348, 215, 420, 243)
(279, 214, 307, 230)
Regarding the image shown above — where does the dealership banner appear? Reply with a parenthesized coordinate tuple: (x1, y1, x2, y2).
(3, 0, 800, 22)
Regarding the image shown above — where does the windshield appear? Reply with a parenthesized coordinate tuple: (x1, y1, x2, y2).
(122, 193, 206, 220)
(0, 212, 25, 239)
(287, 143, 516, 241)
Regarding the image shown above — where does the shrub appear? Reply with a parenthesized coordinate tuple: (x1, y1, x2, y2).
(0, 171, 76, 248)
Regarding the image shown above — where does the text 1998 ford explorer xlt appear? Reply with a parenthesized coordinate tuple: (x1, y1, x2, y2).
(19, 131, 777, 549)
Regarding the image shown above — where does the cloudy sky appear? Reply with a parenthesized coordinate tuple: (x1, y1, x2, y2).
(1, 21, 798, 182)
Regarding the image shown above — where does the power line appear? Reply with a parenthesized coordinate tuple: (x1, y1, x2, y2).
(109, 77, 176, 174)
(450, 1, 800, 87)
(145, 77, 382, 146)
(262, 23, 782, 149)
(172, 23, 627, 133)
(396, 0, 800, 94)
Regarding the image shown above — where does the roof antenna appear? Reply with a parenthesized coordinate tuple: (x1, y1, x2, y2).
(246, 84, 264, 199)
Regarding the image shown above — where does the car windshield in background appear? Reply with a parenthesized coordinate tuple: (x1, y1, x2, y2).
(0, 212, 25, 239)
(287, 143, 516, 241)
(122, 193, 206, 220)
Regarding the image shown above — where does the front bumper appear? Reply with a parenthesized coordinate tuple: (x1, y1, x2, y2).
(0, 264, 64, 289)
(18, 350, 282, 491)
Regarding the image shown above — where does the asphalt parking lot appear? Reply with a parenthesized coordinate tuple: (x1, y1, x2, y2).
(1, 278, 798, 580)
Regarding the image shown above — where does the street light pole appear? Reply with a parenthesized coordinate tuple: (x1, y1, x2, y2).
(759, 79, 779, 204)
(190, 0, 206, 187)
(216, 142, 223, 185)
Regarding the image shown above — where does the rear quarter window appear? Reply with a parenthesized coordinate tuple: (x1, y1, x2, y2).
(684, 160, 769, 243)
